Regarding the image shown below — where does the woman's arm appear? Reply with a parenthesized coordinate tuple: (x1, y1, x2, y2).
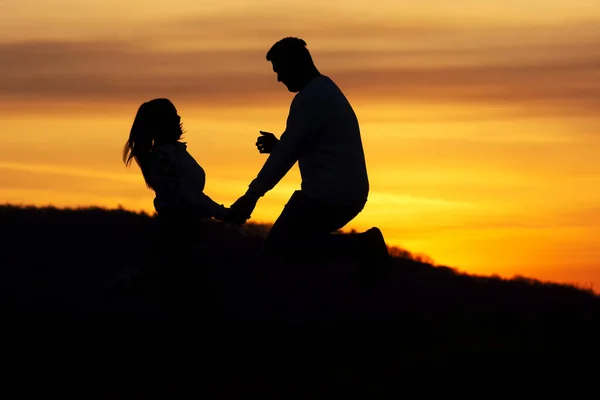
(153, 147, 228, 220)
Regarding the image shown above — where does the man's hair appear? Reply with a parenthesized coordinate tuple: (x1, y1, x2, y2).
(266, 37, 313, 63)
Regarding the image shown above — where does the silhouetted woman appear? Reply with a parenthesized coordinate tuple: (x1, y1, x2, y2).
(123, 98, 229, 293)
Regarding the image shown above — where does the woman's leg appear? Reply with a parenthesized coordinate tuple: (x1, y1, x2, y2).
(155, 211, 212, 313)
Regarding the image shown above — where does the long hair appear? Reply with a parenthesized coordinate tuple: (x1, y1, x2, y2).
(123, 98, 184, 188)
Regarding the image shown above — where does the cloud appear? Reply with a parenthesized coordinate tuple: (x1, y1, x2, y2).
(0, 40, 278, 104)
(1, 17, 599, 114)
(0, 161, 138, 183)
(552, 205, 600, 228)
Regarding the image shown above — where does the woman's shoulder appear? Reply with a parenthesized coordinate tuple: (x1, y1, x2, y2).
(155, 141, 187, 152)
(153, 142, 187, 159)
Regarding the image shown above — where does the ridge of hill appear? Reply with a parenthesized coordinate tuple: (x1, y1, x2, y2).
(1, 203, 598, 388)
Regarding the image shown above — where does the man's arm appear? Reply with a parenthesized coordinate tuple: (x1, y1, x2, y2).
(246, 93, 325, 198)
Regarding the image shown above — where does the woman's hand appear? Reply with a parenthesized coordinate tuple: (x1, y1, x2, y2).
(227, 193, 260, 225)
(213, 205, 233, 223)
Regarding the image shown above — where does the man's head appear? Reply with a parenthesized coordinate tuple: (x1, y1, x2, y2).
(266, 37, 318, 92)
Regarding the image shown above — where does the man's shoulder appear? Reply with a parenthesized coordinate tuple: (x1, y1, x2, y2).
(306, 75, 336, 92)
(293, 76, 337, 105)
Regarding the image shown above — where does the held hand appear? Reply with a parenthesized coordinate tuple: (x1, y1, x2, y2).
(228, 194, 260, 225)
(221, 208, 245, 226)
(256, 131, 279, 154)
(213, 205, 246, 226)
(213, 206, 237, 224)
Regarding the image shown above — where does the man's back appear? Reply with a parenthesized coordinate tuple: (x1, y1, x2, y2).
(246, 76, 370, 209)
(295, 75, 369, 208)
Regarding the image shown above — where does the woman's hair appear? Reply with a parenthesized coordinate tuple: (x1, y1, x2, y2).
(122, 98, 184, 187)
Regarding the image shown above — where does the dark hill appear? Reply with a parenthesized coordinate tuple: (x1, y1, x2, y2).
(1, 204, 598, 393)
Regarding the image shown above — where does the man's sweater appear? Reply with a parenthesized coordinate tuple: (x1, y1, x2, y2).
(248, 75, 369, 208)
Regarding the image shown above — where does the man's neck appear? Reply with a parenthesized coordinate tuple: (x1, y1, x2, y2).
(299, 69, 322, 90)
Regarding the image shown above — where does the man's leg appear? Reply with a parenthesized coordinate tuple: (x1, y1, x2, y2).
(264, 192, 391, 285)
(263, 191, 363, 262)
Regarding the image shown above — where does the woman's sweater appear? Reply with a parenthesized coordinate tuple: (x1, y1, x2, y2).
(145, 141, 226, 219)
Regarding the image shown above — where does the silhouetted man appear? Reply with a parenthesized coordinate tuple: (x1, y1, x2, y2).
(229, 37, 389, 275)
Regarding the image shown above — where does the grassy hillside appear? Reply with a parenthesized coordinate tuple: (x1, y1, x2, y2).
(1, 204, 598, 392)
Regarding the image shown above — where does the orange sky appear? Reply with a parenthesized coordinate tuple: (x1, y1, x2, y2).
(1, 0, 599, 291)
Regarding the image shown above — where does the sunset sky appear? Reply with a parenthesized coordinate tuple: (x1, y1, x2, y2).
(1, 0, 599, 290)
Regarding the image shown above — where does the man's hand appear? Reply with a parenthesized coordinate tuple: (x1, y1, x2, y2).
(228, 194, 260, 225)
(221, 208, 245, 226)
(256, 131, 279, 154)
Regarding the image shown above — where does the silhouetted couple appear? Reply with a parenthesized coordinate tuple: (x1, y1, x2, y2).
(123, 37, 390, 283)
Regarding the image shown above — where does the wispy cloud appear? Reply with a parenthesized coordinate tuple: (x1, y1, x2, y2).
(1, 15, 599, 114)
(0, 161, 139, 183)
